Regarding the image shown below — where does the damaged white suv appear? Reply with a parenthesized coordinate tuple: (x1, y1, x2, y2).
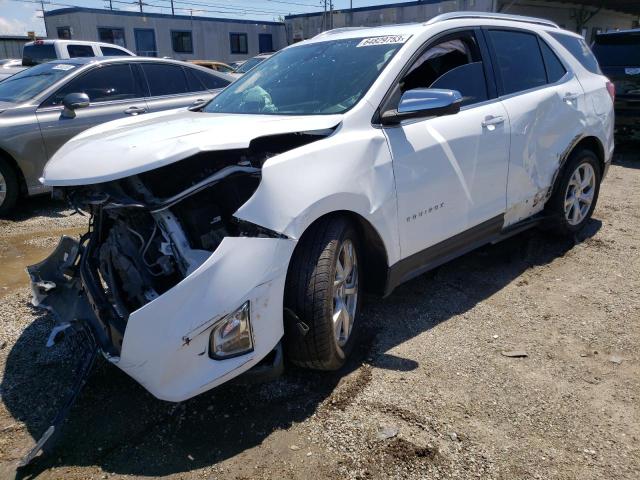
(31, 13, 614, 403)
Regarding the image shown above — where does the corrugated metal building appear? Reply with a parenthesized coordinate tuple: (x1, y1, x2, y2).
(0, 36, 38, 59)
(286, 0, 639, 42)
(43, 7, 286, 63)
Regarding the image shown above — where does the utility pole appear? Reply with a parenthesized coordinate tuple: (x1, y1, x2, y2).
(170, 0, 175, 15)
(40, 0, 48, 37)
(138, 0, 143, 13)
(108, 0, 113, 10)
(329, 0, 333, 29)
(323, 0, 327, 31)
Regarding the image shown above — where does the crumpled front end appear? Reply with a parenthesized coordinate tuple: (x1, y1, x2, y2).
(27, 139, 319, 401)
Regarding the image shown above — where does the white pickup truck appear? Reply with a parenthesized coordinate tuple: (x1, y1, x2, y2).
(22, 39, 134, 66)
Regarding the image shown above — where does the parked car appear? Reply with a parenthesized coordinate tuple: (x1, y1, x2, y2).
(31, 13, 613, 406)
(231, 53, 273, 76)
(189, 60, 235, 73)
(0, 57, 233, 215)
(22, 39, 134, 66)
(592, 29, 640, 141)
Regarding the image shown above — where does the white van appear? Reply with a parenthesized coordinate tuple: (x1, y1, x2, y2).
(22, 39, 134, 66)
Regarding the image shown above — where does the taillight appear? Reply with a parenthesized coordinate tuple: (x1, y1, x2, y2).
(606, 80, 616, 102)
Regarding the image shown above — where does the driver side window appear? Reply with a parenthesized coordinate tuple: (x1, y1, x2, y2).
(401, 32, 489, 107)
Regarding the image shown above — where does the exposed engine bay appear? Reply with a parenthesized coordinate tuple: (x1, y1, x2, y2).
(49, 132, 327, 354)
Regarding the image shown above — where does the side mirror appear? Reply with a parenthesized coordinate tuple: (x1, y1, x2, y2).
(381, 88, 463, 126)
(62, 92, 90, 118)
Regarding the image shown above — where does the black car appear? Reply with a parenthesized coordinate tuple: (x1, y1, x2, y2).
(593, 29, 640, 140)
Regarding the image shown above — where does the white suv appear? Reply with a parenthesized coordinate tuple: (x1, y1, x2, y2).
(31, 12, 614, 402)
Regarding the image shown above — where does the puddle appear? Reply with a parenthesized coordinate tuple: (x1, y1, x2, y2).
(0, 227, 85, 298)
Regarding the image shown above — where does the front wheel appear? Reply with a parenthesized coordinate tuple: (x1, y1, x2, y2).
(545, 149, 601, 235)
(0, 158, 19, 217)
(284, 216, 361, 370)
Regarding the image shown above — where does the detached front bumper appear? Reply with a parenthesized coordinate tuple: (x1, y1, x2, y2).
(29, 235, 296, 402)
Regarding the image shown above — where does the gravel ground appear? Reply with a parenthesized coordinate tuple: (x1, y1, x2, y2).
(0, 150, 638, 480)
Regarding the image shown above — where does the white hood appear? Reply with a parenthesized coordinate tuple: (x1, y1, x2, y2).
(43, 109, 342, 186)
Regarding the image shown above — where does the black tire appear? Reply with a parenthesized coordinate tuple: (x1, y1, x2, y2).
(0, 158, 19, 217)
(545, 148, 601, 236)
(284, 216, 362, 370)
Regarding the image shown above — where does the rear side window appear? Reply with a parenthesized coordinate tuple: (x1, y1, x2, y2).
(192, 69, 230, 90)
(141, 63, 189, 96)
(487, 30, 547, 95)
(549, 32, 601, 74)
(593, 33, 640, 67)
(46, 64, 140, 106)
(540, 40, 567, 83)
(67, 44, 95, 58)
(101, 46, 129, 57)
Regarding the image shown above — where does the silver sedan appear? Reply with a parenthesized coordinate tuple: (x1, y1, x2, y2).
(0, 56, 233, 215)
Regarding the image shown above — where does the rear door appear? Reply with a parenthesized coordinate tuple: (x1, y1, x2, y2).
(36, 63, 148, 159)
(592, 31, 640, 136)
(484, 28, 587, 227)
(140, 63, 224, 112)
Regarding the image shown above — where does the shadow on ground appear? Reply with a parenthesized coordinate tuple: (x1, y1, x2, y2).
(0, 195, 69, 222)
(2, 220, 601, 479)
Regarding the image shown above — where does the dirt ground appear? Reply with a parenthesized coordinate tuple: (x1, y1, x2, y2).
(0, 148, 638, 480)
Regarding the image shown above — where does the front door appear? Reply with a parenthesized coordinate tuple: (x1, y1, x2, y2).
(36, 63, 148, 160)
(383, 29, 510, 259)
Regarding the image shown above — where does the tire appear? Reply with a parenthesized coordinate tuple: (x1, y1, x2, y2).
(284, 216, 362, 370)
(0, 158, 19, 217)
(545, 148, 601, 236)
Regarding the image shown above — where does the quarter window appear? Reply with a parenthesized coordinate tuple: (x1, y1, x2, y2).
(550, 32, 601, 74)
(401, 33, 489, 107)
(487, 30, 547, 95)
(101, 46, 129, 57)
(67, 44, 94, 58)
(230, 33, 248, 54)
(171, 31, 193, 54)
(539, 39, 566, 83)
(46, 64, 139, 106)
(141, 63, 189, 96)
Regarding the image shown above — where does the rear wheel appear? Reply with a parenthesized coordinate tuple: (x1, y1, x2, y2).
(0, 158, 19, 217)
(284, 216, 361, 370)
(545, 149, 601, 235)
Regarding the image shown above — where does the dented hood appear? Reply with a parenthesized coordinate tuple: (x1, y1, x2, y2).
(43, 109, 343, 186)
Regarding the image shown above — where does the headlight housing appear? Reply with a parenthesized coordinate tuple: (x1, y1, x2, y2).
(209, 301, 253, 359)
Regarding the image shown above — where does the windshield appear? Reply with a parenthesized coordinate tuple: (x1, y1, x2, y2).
(593, 35, 640, 67)
(0, 62, 78, 103)
(205, 37, 406, 116)
(235, 56, 266, 74)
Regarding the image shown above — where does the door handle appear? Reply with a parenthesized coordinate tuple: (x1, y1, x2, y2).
(482, 115, 505, 128)
(563, 92, 579, 104)
(124, 106, 146, 115)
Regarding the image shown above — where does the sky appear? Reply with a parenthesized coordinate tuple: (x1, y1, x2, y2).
(0, 0, 418, 36)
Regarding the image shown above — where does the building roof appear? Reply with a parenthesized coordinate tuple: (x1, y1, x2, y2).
(285, 0, 640, 19)
(44, 6, 284, 26)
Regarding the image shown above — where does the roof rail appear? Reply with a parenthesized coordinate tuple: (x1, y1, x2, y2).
(425, 11, 559, 29)
(314, 27, 366, 38)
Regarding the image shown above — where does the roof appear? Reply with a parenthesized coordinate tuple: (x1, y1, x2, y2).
(285, 0, 640, 19)
(44, 6, 284, 26)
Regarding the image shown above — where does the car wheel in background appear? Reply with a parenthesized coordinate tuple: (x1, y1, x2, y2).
(0, 158, 19, 217)
(546, 148, 601, 235)
(284, 216, 362, 370)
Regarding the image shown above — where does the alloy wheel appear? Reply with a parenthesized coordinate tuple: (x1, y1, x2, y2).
(332, 239, 358, 347)
(564, 162, 596, 226)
